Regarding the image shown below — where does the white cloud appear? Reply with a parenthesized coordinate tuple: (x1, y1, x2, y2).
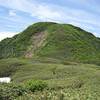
(0, 0, 36, 13)
(0, 0, 100, 37)
(0, 0, 62, 21)
(0, 15, 33, 25)
(30, 4, 62, 21)
(5, 25, 18, 28)
(9, 10, 17, 16)
(0, 0, 99, 24)
(37, 5, 62, 20)
(69, 22, 94, 30)
(5, 24, 26, 28)
(93, 32, 100, 37)
(0, 32, 17, 41)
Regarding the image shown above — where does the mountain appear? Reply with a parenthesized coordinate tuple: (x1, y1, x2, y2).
(0, 22, 100, 99)
(0, 22, 100, 65)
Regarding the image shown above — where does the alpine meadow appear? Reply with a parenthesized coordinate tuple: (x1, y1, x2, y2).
(0, 22, 100, 100)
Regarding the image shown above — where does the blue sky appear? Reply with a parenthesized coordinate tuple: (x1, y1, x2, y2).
(0, 0, 100, 41)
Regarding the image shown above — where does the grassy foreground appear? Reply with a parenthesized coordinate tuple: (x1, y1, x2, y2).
(0, 57, 100, 100)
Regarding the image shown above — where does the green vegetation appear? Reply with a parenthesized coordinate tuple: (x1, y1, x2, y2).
(35, 23, 100, 65)
(0, 22, 56, 59)
(0, 57, 100, 99)
(0, 22, 100, 99)
(0, 22, 100, 65)
(0, 59, 26, 77)
(0, 83, 28, 100)
(25, 79, 48, 92)
(61, 61, 72, 65)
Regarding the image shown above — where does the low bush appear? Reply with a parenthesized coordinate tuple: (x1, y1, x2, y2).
(25, 79, 48, 92)
(0, 83, 28, 100)
(0, 62, 26, 77)
(61, 61, 72, 65)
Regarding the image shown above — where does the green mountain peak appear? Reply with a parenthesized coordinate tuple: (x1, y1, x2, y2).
(0, 22, 100, 65)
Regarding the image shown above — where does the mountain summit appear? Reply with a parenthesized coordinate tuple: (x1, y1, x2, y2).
(0, 22, 100, 64)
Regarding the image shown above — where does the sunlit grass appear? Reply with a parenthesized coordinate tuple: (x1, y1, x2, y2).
(0, 57, 100, 99)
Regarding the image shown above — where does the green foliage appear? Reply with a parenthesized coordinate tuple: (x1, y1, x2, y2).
(25, 79, 48, 92)
(0, 21, 100, 65)
(0, 57, 100, 99)
(0, 59, 26, 77)
(61, 61, 72, 65)
(0, 22, 56, 59)
(0, 83, 28, 100)
(35, 23, 100, 65)
(0, 18, 100, 100)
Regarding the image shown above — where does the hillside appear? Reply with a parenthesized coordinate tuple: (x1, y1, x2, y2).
(0, 22, 100, 99)
(0, 22, 56, 59)
(0, 22, 100, 65)
(0, 57, 100, 99)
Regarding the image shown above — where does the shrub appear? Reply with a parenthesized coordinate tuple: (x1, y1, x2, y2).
(25, 79, 48, 92)
(0, 83, 28, 100)
(61, 61, 72, 65)
(0, 62, 26, 77)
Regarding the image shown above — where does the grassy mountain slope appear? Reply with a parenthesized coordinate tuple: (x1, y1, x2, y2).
(0, 22, 56, 59)
(35, 23, 100, 65)
(0, 22, 100, 65)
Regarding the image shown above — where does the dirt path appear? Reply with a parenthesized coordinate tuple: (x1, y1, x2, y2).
(25, 30, 48, 57)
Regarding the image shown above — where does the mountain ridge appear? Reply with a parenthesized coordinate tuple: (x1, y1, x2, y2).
(0, 22, 100, 65)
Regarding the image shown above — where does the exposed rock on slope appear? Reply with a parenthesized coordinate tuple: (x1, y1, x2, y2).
(25, 30, 48, 57)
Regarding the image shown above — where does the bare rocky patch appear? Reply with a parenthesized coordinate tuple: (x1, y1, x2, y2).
(25, 30, 48, 57)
